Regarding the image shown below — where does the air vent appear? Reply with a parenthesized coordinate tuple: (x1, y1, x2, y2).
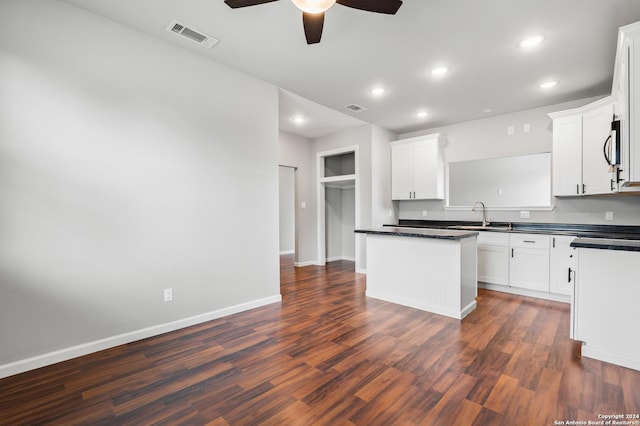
(344, 104, 368, 113)
(167, 20, 219, 49)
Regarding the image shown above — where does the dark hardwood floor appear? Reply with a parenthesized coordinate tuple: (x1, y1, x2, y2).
(1, 255, 639, 425)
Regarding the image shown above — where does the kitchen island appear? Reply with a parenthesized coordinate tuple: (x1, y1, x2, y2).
(355, 227, 478, 320)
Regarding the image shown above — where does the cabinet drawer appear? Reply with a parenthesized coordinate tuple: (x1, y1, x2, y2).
(477, 231, 509, 246)
(509, 233, 550, 249)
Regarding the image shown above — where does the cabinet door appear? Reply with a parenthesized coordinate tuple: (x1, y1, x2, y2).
(510, 247, 551, 291)
(412, 141, 442, 199)
(391, 143, 413, 200)
(509, 234, 550, 292)
(478, 245, 509, 285)
(549, 235, 575, 296)
(582, 102, 615, 195)
(552, 115, 583, 196)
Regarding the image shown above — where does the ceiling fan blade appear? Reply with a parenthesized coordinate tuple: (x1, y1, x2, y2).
(224, 0, 279, 8)
(336, 0, 402, 14)
(303, 12, 324, 44)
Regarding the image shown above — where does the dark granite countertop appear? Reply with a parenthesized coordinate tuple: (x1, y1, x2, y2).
(355, 227, 478, 240)
(570, 238, 640, 252)
(392, 220, 640, 240)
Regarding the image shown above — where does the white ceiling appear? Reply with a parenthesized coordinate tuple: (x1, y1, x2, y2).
(62, 0, 640, 139)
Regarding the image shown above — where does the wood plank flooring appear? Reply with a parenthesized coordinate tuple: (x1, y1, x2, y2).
(1, 255, 639, 425)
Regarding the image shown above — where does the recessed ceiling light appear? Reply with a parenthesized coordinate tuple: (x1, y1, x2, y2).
(370, 87, 386, 96)
(519, 34, 545, 49)
(539, 80, 558, 89)
(430, 66, 449, 77)
(417, 111, 428, 118)
(292, 115, 305, 124)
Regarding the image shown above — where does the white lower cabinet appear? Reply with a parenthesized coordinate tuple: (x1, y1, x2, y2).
(477, 231, 572, 300)
(573, 247, 640, 371)
(509, 234, 551, 292)
(549, 235, 576, 296)
(477, 232, 509, 285)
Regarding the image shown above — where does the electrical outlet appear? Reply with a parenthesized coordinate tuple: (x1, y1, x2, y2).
(300, 202, 306, 209)
(520, 210, 530, 219)
(605, 211, 614, 221)
(507, 126, 515, 135)
(163, 288, 173, 302)
(422, 210, 428, 217)
(523, 123, 531, 132)
(388, 209, 393, 217)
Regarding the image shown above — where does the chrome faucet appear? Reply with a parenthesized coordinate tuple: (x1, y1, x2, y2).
(472, 201, 490, 227)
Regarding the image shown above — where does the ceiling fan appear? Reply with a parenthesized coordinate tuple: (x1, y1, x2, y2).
(224, 0, 403, 44)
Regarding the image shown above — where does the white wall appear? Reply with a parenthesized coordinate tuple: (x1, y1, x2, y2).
(398, 97, 640, 225)
(0, 0, 280, 376)
(279, 166, 295, 254)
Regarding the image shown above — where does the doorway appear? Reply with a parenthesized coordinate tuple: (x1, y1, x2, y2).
(316, 147, 358, 266)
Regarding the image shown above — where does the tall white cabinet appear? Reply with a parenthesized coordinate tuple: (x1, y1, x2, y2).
(614, 21, 640, 187)
(391, 134, 444, 200)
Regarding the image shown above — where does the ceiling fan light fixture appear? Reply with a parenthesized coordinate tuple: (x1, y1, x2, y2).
(291, 0, 337, 13)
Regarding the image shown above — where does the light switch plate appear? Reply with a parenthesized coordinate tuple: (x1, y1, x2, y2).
(520, 210, 530, 219)
(605, 211, 614, 221)
(422, 210, 428, 217)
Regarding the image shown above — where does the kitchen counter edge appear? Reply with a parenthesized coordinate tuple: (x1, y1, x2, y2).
(355, 227, 479, 240)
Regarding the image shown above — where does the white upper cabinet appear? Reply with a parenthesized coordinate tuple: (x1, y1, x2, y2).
(614, 21, 640, 187)
(582, 101, 616, 195)
(391, 134, 444, 200)
(551, 114, 583, 196)
(549, 98, 615, 196)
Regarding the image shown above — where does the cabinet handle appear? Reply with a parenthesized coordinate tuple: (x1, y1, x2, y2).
(523, 240, 536, 243)
(409, 191, 412, 199)
(511, 248, 514, 258)
(552, 237, 556, 248)
(610, 179, 615, 192)
(582, 184, 586, 194)
(576, 184, 579, 195)
(568, 267, 572, 283)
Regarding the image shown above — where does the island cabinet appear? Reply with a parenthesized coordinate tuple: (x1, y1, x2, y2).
(549, 99, 616, 196)
(356, 227, 478, 320)
(390, 134, 444, 200)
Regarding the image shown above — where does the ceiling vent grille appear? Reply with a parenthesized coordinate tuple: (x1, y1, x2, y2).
(167, 20, 219, 49)
(344, 104, 368, 113)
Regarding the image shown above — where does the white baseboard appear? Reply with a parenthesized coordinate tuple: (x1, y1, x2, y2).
(0, 295, 282, 380)
(326, 256, 356, 262)
(478, 282, 570, 303)
(279, 250, 295, 255)
(293, 260, 318, 267)
(581, 342, 640, 372)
